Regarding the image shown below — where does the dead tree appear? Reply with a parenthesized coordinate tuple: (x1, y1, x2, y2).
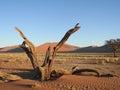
(15, 23, 100, 81)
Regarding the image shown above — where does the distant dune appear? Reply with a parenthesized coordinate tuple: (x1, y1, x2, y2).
(36, 42, 79, 53)
(0, 45, 23, 53)
(71, 45, 112, 53)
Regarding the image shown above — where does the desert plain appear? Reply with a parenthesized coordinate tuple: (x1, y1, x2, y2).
(0, 52, 120, 90)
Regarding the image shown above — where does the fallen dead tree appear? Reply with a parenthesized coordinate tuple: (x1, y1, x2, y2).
(15, 23, 100, 81)
(0, 71, 21, 83)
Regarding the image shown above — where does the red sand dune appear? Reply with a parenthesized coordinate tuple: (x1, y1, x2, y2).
(36, 42, 79, 53)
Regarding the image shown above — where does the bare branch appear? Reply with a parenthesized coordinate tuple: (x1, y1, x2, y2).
(54, 23, 80, 53)
(51, 23, 80, 63)
(42, 46, 51, 67)
(15, 27, 36, 53)
(15, 27, 39, 70)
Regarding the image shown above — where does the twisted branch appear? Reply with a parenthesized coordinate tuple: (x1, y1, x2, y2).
(15, 27, 39, 70)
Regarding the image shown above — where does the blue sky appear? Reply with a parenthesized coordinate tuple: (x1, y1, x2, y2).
(0, 0, 120, 47)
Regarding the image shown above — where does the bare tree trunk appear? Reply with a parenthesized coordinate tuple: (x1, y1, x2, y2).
(15, 27, 41, 77)
(15, 23, 80, 81)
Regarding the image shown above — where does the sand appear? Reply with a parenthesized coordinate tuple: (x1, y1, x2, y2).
(0, 75, 120, 90)
(0, 54, 120, 90)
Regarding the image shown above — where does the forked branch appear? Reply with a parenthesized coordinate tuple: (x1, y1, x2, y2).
(52, 23, 80, 59)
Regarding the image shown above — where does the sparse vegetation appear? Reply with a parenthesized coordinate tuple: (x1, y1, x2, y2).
(0, 52, 120, 78)
(105, 38, 120, 57)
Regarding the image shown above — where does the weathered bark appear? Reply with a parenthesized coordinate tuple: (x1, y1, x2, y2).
(15, 27, 39, 70)
(72, 68, 100, 76)
(113, 49, 117, 57)
(15, 27, 41, 79)
(15, 23, 80, 81)
(0, 71, 21, 83)
(51, 66, 100, 79)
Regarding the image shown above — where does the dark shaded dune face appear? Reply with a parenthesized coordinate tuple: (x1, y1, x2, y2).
(0, 45, 23, 53)
(73, 45, 113, 53)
